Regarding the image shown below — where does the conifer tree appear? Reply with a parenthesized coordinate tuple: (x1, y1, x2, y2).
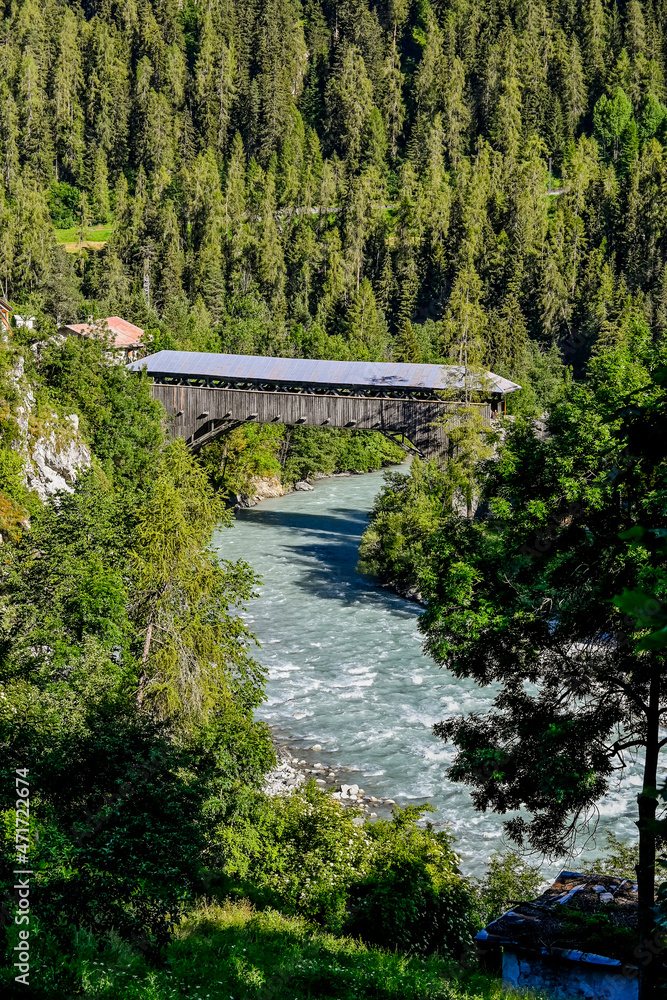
(346, 277, 388, 359)
(90, 149, 111, 223)
(394, 318, 422, 362)
(326, 44, 375, 171)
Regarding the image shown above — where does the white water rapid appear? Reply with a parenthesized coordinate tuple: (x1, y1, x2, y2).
(216, 466, 649, 875)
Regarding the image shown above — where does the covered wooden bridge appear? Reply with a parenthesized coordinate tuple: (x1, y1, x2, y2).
(128, 352, 520, 457)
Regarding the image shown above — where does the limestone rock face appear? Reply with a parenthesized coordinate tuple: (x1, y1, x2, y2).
(234, 475, 287, 508)
(11, 356, 92, 502)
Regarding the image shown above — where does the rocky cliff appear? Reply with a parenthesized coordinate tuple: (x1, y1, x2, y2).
(11, 355, 92, 503)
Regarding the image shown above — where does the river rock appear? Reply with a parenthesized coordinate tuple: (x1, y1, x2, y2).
(293, 481, 314, 491)
(234, 493, 256, 508)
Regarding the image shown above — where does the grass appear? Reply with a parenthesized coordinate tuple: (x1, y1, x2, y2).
(26, 900, 551, 1000)
(54, 224, 114, 245)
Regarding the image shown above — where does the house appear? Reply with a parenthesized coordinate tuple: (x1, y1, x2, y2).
(476, 870, 641, 999)
(59, 316, 146, 360)
(14, 315, 36, 329)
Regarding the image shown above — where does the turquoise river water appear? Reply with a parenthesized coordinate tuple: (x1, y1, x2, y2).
(216, 465, 650, 875)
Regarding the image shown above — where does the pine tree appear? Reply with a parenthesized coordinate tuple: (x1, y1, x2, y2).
(413, 11, 443, 119)
(255, 0, 308, 162)
(277, 106, 306, 208)
(490, 28, 523, 175)
(346, 277, 388, 359)
(583, 0, 609, 89)
(53, 6, 85, 182)
(442, 55, 470, 170)
(326, 44, 374, 171)
(342, 168, 375, 291)
(90, 149, 111, 223)
(396, 247, 420, 328)
(377, 247, 395, 318)
(316, 227, 346, 327)
(394, 318, 422, 362)
(194, 11, 237, 158)
(17, 48, 53, 180)
(380, 37, 405, 161)
(440, 250, 487, 369)
(256, 161, 286, 309)
(0, 81, 20, 193)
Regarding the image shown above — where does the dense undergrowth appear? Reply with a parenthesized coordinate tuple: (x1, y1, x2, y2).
(29, 901, 549, 1000)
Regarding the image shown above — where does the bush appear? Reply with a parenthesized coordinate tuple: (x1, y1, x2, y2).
(47, 181, 81, 229)
(210, 784, 478, 957)
(473, 850, 543, 924)
(38, 336, 163, 486)
(346, 806, 478, 957)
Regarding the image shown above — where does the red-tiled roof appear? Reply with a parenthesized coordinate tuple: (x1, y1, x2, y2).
(63, 316, 144, 349)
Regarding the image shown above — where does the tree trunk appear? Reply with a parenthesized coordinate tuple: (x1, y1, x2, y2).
(636, 667, 660, 1000)
(136, 617, 154, 708)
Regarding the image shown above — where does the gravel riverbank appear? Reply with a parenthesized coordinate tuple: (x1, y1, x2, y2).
(263, 740, 398, 820)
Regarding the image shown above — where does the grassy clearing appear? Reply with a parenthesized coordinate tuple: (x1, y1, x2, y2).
(54, 224, 114, 244)
(30, 900, 549, 1000)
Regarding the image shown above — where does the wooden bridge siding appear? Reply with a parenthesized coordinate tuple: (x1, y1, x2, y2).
(152, 384, 493, 457)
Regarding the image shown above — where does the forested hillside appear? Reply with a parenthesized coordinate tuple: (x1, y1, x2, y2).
(3, 0, 667, 389)
(5, 2, 667, 997)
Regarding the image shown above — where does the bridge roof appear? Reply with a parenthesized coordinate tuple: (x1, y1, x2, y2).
(129, 351, 521, 395)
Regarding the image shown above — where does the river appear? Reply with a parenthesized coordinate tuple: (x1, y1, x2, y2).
(217, 465, 647, 876)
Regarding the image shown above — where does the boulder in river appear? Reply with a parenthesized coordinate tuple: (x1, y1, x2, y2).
(293, 481, 314, 491)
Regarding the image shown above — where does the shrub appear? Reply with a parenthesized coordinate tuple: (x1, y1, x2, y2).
(210, 785, 478, 957)
(346, 806, 478, 958)
(473, 850, 543, 924)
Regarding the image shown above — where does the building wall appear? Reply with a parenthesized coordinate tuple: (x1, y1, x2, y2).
(503, 949, 638, 1000)
(151, 384, 494, 458)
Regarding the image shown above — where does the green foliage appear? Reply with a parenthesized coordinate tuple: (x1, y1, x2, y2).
(281, 427, 405, 485)
(4, 899, 538, 1000)
(1, 707, 204, 952)
(504, 342, 571, 417)
(212, 783, 375, 928)
(346, 806, 478, 957)
(47, 181, 81, 229)
(210, 784, 477, 958)
(587, 832, 641, 882)
(197, 424, 284, 497)
(357, 459, 447, 594)
(473, 851, 544, 924)
(131, 439, 265, 722)
(0, 470, 135, 680)
(39, 336, 164, 487)
(413, 336, 667, 995)
(0, 445, 37, 514)
(593, 87, 634, 160)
